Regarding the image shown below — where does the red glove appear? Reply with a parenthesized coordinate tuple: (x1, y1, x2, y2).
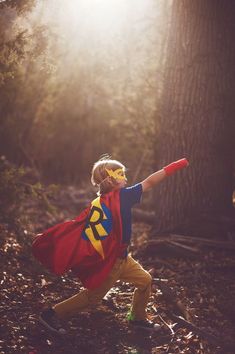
(163, 158, 189, 176)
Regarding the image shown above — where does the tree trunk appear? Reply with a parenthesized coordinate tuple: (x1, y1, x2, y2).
(154, 0, 235, 236)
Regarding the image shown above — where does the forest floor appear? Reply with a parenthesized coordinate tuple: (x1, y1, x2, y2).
(1, 185, 235, 354)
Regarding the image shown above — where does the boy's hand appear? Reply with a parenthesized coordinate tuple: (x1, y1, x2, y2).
(141, 158, 189, 192)
(163, 158, 189, 176)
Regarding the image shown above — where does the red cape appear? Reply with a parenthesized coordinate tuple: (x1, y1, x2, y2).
(32, 190, 127, 289)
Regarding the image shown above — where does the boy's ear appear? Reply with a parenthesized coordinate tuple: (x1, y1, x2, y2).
(107, 176, 116, 185)
(106, 176, 113, 184)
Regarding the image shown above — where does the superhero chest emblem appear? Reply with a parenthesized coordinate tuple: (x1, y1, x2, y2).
(82, 197, 112, 259)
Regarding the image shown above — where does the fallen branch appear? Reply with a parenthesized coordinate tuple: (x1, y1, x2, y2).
(140, 239, 200, 258)
(168, 240, 199, 253)
(146, 234, 235, 251)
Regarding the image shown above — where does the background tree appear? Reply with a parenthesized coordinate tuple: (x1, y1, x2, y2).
(0, 0, 168, 184)
(154, 0, 235, 236)
(0, 0, 52, 172)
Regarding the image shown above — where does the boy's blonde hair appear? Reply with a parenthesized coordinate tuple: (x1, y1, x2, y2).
(91, 156, 126, 195)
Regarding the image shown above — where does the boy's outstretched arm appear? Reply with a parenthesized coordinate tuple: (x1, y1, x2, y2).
(141, 158, 189, 192)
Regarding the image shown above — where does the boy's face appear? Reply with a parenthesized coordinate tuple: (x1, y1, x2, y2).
(106, 168, 127, 188)
(115, 172, 127, 188)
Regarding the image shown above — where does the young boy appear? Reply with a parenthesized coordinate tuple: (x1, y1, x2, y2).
(37, 156, 189, 334)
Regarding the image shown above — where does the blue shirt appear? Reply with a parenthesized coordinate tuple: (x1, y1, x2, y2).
(120, 183, 142, 245)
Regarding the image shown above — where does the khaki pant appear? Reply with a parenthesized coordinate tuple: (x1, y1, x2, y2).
(53, 255, 152, 321)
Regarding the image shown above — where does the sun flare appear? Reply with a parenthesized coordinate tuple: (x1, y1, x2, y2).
(39, 0, 153, 41)
(52, 0, 130, 37)
(72, 0, 127, 33)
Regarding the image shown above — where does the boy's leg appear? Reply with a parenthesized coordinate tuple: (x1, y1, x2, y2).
(53, 258, 125, 319)
(119, 255, 152, 320)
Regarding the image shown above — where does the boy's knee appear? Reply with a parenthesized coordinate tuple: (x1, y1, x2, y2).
(145, 272, 152, 286)
(139, 271, 152, 290)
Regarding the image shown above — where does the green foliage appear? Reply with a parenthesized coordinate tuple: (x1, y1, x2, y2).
(0, 156, 59, 226)
(27, 181, 59, 215)
(0, 156, 26, 223)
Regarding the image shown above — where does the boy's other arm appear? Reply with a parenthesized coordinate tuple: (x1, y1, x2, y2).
(141, 158, 189, 192)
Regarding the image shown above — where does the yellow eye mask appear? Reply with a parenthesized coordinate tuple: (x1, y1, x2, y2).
(105, 168, 126, 180)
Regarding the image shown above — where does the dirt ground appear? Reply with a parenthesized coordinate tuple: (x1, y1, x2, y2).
(1, 190, 235, 354)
